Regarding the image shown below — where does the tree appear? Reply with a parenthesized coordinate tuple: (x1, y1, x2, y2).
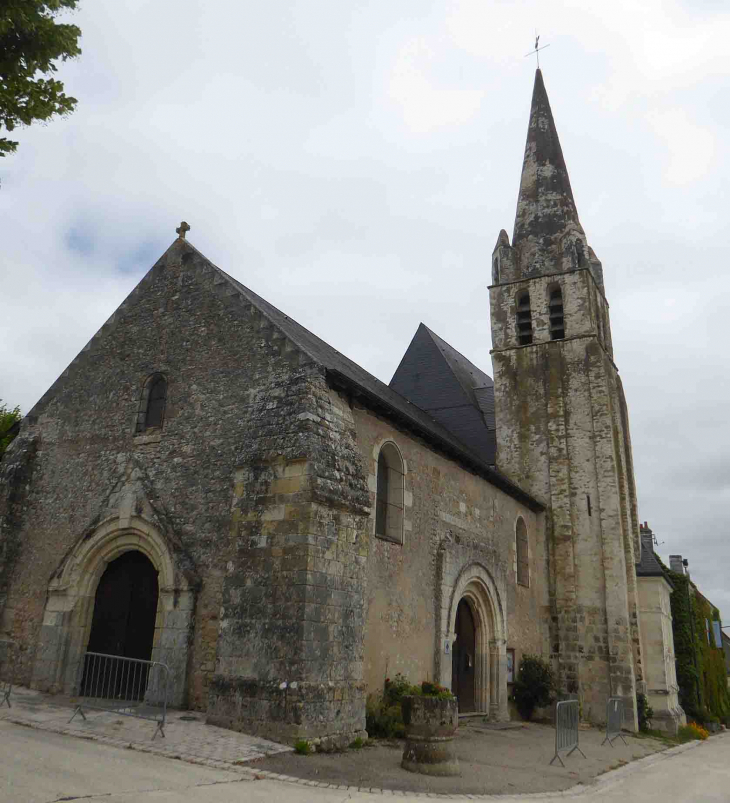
(0, 0, 82, 157)
(0, 401, 22, 459)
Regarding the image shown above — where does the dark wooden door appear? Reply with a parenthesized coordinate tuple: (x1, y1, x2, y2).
(451, 598, 476, 712)
(84, 551, 159, 698)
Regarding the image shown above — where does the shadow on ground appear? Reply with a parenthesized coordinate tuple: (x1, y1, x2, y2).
(254, 719, 669, 795)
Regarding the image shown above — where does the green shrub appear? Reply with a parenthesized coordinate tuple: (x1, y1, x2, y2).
(637, 693, 654, 733)
(294, 739, 311, 755)
(683, 703, 711, 725)
(678, 722, 709, 742)
(513, 654, 555, 721)
(366, 694, 406, 738)
(366, 673, 454, 738)
(349, 736, 365, 749)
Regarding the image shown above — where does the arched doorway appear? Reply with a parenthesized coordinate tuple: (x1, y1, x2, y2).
(33, 516, 196, 707)
(451, 598, 476, 712)
(83, 551, 159, 698)
(87, 551, 159, 660)
(441, 563, 509, 721)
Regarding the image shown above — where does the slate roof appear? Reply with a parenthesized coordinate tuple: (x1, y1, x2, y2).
(513, 68, 584, 254)
(389, 324, 496, 465)
(636, 529, 672, 586)
(22, 236, 541, 512)
(191, 243, 542, 512)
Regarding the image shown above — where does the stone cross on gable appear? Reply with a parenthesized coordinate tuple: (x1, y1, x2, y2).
(176, 221, 190, 239)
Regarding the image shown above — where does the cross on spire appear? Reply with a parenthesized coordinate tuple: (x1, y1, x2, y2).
(176, 221, 190, 240)
(524, 33, 550, 69)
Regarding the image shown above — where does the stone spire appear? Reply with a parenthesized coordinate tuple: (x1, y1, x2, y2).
(511, 69, 586, 278)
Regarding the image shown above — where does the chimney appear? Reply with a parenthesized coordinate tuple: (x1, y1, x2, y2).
(669, 555, 685, 575)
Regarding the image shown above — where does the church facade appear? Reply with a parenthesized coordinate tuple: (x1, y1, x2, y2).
(0, 70, 682, 746)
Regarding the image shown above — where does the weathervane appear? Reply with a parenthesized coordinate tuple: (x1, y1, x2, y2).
(524, 32, 550, 68)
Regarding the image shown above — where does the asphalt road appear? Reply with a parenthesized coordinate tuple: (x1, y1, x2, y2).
(2, 720, 728, 802)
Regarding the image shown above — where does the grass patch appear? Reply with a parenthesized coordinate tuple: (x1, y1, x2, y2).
(633, 728, 680, 746)
(349, 737, 365, 749)
(294, 739, 312, 755)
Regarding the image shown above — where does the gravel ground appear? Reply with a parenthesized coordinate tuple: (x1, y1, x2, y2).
(253, 720, 669, 796)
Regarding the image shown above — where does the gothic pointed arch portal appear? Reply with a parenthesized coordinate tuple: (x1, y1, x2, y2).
(31, 516, 196, 707)
(444, 565, 508, 721)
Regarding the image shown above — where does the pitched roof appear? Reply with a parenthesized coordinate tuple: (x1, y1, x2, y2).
(636, 529, 673, 586)
(194, 244, 542, 512)
(389, 324, 496, 465)
(23, 237, 542, 511)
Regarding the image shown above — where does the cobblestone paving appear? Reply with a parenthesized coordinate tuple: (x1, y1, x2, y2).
(0, 685, 290, 773)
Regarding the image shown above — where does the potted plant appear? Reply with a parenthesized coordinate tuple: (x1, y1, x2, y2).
(401, 681, 460, 776)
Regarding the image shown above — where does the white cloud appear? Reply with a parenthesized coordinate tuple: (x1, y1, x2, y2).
(387, 38, 484, 134)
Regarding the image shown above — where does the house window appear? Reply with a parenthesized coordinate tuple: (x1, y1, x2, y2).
(549, 286, 565, 340)
(136, 374, 167, 433)
(516, 291, 533, 345)
(375, 442, 404, 544)
(516, 516, 529, 586)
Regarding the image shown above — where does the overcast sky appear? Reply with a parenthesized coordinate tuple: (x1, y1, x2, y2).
(2, 0, 728, 623)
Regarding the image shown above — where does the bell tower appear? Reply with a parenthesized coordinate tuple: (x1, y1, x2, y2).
(489, 70, 643, 726)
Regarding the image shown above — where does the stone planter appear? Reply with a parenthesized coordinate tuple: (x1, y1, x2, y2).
(401, 695, 460, 777)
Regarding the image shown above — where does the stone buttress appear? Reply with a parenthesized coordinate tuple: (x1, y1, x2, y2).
(489, 70, 643, 727)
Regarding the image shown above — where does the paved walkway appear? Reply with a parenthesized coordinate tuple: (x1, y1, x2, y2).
(0, 685, 290, 772)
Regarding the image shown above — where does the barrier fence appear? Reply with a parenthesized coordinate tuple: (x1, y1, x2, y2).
(550, 699, 586, 767)
(602, 697, 627, 747)
(69, 651, 170, 739)
(0, 639, 16, 708)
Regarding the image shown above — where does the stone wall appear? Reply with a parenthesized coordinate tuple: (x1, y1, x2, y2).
(351, 405, 547, 718)
(490, 265, 642, 728)
(208, 377, 371, 746)
(0, 240, 369, 745)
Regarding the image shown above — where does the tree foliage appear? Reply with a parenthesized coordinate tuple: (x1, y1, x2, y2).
(0, 400, 22, 459)
(0, 0, 82, 157)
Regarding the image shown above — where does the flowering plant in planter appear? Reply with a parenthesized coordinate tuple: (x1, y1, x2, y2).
(417, 681, 454, 699)
(400, 684, 460, 776)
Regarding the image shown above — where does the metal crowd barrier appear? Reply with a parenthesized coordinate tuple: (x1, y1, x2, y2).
(550, 699, 586, 767)
(602, 696, 627, 747)
(0, 639, 16, 708)
(69, 651, 170, 739)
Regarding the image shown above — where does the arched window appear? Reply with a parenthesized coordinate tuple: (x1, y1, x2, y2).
(516, 517, 529, 586)
(136, 374, 167, 433)
(375, 442, 404, 544)
(516, 291, 533, 346)
(549, 286, 565, 341)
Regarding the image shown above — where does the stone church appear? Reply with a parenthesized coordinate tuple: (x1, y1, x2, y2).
(0, 70, 683, 746)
